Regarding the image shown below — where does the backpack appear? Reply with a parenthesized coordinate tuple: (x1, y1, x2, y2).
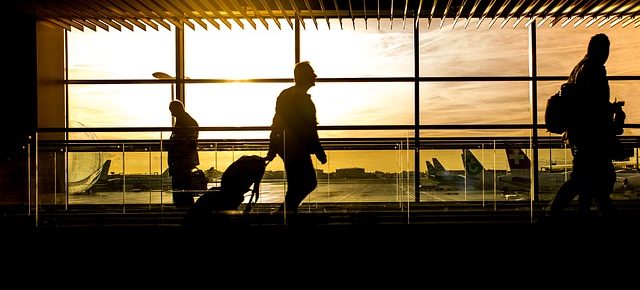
(545, 83, 575, 134)
(187, 155, 268, 224)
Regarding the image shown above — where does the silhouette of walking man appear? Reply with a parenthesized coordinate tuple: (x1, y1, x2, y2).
(168, 100, 200, 206)
(266, 61, 327, 215)
(549, 34, 619, 222)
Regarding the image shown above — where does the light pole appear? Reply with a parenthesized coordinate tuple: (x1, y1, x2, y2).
(152, 72, 175, 100)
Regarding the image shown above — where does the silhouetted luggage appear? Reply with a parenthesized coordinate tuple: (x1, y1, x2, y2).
(186, 155, 268, 226)
(173, 168, 208, 206)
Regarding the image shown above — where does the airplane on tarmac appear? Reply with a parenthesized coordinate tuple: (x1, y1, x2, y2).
(497, 148, 627, 194)
(423, 159, 466, 190)
(460, 149, 507, 190)
(615, 167, 640, 195)
(68, 159, 112, 194)
(80, 160, 173, 194)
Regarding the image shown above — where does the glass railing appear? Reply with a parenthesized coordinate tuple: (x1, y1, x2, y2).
(25, 126, 640, 226)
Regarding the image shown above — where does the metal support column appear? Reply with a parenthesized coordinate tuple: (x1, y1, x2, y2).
(528, 20, 540, 218)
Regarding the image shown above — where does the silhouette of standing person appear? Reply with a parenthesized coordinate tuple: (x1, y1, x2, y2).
(266, 61, 327, 215)
(168, 100, 200, 206)
(548, 34, 618, 221)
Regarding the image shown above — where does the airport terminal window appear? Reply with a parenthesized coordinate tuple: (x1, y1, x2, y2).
(418, 18, 529, 77)
(537, 26, 640, 76)
(68, 84, 172, 139)
(184, 19, 293, 79)
(301, 18, 414, 78)
(62, 19, 640, 207)
(67, 29, 175, 80)
(311, 82, 414, 127)
(419, 81, 530, 132)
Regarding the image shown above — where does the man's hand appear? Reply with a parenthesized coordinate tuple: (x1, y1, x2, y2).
(316, 150, 327, 164)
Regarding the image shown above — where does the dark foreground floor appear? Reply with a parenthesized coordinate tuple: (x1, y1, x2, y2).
(3, 201, 640, 279)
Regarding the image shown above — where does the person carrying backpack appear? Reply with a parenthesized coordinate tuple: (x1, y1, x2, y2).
(548, 34, 620, 222)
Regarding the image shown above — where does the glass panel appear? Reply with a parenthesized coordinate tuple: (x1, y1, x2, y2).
(537, 25, 640, 76)
(187, 82, 414, 132)
(419, 18, 529, 77)
(67, 29, 175, 79)
(68, 84, 172, 139)
(184, 19, 293, 79)
(301, 19, 414, 77)
(419, 81, 530, 130)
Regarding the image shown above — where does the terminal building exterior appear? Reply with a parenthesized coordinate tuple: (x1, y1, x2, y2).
(2, 1, 639, 227)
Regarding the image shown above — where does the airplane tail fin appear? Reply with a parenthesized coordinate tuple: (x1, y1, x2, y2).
(461, 149, 484, 177)
(97, 160, 111, 182)
(426, 161, 436, 177)
(505, 148, 531, 170)
(432, 158, 447, 175)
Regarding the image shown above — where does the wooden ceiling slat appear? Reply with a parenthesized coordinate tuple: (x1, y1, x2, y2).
(464, 0, 482, 29)
(573, 0, 615, 27)
(152, 0, 197, 29)
(333, 0, 345, 29)
(198, 0, 234, 29)
(44, 18, 72, 30)
(101, 0, 148, 30)
(21, 0, 640, 31)
(512, 0, 543, 28)
(168, 0, 210, 29)
(440, 0, 452, 29)
(117, 0, 172, 30)
(319, 0, 331, 29)
(243, 0, 270, 29)
(597, 0, 635, 27)
(347, 0, 355, 29)
(452, 0, 469, 28)
(540, 0, 573, 28)
(227, 0, 258, 29)
(137, 0, 186, 29)
(500, 0, 527, 28)
(607, 0, 639, 27)
(303, 0, 319, 29)
(38, 0, 90, 31)
(403, 0, 409, 29)
(275, 0, 294, 29)
(390, 0, 394, 28)
(524, 0, 555, 27)
(181, 0, 221, 30)
(112, 18, 134, 30)
(73, 1, 122, 30)
(257, 0, 282, 29)
(86, 18, 110, 31)
(477, 0, 499, 29)
(377, 0, 381, 29)
(213, 0, 245, 29)
(488, 0, 513, 28)
(622, 11, 640, 26)
(415, 0, 423, 28)
(41, 0, 97, 31)
(427, 0, 438, 29)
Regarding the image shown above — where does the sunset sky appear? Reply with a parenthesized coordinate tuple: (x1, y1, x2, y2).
(64, 18, 639, 176)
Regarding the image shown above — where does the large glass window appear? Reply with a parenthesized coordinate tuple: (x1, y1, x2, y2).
(420, 81, 530, 125)
(419, 19, 529, 77)
(67, 29, 175, 79)
(68, 84, 172, 139)
(537, 25, 640, 76)
(301, 19, 414, 77)
(185, 19, 294, 79)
